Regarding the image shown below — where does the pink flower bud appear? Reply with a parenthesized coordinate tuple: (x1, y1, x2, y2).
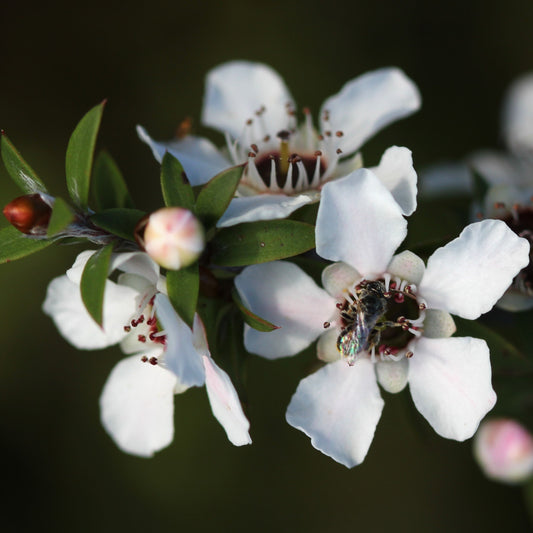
(473, 418, 533, 484)
(3, 193, 52, 235)
(141, 207, 204, 270)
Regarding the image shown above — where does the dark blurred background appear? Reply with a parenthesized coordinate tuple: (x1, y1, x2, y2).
(2, 0, 533, 531)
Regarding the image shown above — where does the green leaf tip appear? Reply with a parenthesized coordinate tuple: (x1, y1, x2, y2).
(232, 288, 280, 332)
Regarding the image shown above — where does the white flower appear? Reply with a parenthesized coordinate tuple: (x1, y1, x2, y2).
(474, 418, 533, 484)
(235, 169, 529, 467)
(43, 251, 251, 457)
(137, 60, 420, 227)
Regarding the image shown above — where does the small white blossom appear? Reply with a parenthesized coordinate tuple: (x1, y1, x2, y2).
(235, 170, 529, 467)
(43, 251, 250, 457)
(474, 418, 533, 484)
(138, 61, 420, 227)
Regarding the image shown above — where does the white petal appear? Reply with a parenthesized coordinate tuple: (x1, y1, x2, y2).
(201, 61, 294, 140)
(375, 359, 409, 393)
(502, 73, 533, 155)
(234, 262, 336, 359)
(137, 126, 231, 186)
(321, 262, 362, 298)
(286, 359, 384, 468)
(154, 294, 205, 387)
(419, 161, 473, 198)
(100, 355, 177, 457)
(497, 289, 533, 312)
(419, 220, 530, 319)
(66, 250, 96, 283)
(216, 194, 314, 228)
(371, 146, 418, 215)
(387, 250, 425, 285)
(42, 275, 138, 350)
(469, 150, 523, 187)
(408, 337, 496, 441)
(423, 309, 456, 339)
(316, 169, 407, 278)
(320, 67, 421, 155)
(202, 356, 252, 446)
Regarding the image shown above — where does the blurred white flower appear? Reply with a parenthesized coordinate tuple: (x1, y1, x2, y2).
(235, 169, 529, 467)
(43, 251, 250, 457)
(138, 60, 420, 227)
(139, 207, 205, 270)
(474, 418, 533, 484)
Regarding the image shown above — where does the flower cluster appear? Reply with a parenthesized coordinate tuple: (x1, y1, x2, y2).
(2, 61, 533, 476)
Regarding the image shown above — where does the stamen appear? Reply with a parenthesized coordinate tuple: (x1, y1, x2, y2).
(224, 131, 239, 164)
(246, 152, 269, 191)
(295, 159, 308, 190)
(323, 321, 330, 328)
(269, 157, 279, 191)
(277, 130, 291, 176)
(282, 162, 294, 193)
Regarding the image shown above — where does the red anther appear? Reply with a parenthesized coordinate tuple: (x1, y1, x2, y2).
(336, 302, 344, 309)
(123, 325, 131, 332)
(325, 130, 332, 137)
(147, 316, 157, 326)
(405, 351, 414, 358)
(176, 116, 192, 139)
(149, 295, 156, 306)
(131, 319, 138, 327)
(246, 119, 253, 125)
(318, 134, 324, 141)
(418, 303, 427, 310)
(513, 203, 521, 211)
(3, 194, 52, 235)
(248, 151, 256, 158)
(405, 285, 412, 293)
(138, 335, 146, 343)
(494, 202, 506, 209)
(314, 150, 322, 157)
(389, 281, 397, 289)
(397, 316, 406, 323)
(277, 130, 291, 140)
(401, 323, 410, 331)
(476, 212, 484, 219)
(149, 357, 158, 365)
(149, 332, 157, 341)
(323, 321, 331, 329)
(383, 291, 391, 298)
(303, 107, 311, 115)
(336, 148, 343, 154)
(263, 135, 271, 142)
(394, 293, 405, 303)
(389, 347, 399, 355)
(335, 131, 344, 137)
(251, 143, 259, 153)
(141, 355, 148, 362)
(137, 315, 145, 324)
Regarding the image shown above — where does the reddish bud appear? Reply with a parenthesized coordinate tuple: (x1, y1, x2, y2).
(3, 194, 52, 235)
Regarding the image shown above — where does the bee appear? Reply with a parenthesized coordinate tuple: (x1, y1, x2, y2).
(337, 280, 388, 366)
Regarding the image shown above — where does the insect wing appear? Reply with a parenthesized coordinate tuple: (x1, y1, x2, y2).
(337, 307, 370, 366)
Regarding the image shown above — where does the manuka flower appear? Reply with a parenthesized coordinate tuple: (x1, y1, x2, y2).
(138, 60, 420, 226)
(235, 169, 529, 467)
(43, 251, 251, 456)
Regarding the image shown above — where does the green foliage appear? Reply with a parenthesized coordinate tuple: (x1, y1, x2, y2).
(1, 133, 47, 194)
(195, 165, 244, 229)
(210, 219, 316, 266)
(90, 208, 146, 241)
(80, 243, 114, 327)
(0, 226, 51, 264)
(65, 101, 105, 210)
(47, 197, 75, 237)
(93, 150, 134, 210)
(166, 263, 199, 329)
(160, 152, 195, 210)
(231, 288, 279, 332)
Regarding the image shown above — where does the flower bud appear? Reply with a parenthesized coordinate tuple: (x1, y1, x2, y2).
(3, 193, 52, 235)
(473, 418, 533, 484)
(139, 207, 204, 270)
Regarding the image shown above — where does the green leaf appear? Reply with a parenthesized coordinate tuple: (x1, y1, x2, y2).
(166, 263, 199, 328)
(232, 288, 279, 332)
(65, 101, 105, 210)
(92, 150, 134, 210)
(161, 152, 195, 210)
(1, 132, 47, 193)
(210, 220, 316, 266)
(195, 165, 244, 228)
(80, 243, 114, 327)
(0, 226, 51, 264)
(47, 197, 75, 237)
(90, 208, 146, 241)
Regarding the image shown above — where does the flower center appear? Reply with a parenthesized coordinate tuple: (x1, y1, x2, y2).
(326, 278, 426, 366)
(225, 106, 345, 196)
(493, 202, 533, 296)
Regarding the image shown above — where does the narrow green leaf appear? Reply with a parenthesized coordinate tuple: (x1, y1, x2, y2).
(166, 263, 199, 328)
(161, 152, 195, 210)
(195, 165, 244, 228)
(1, 133, 47, 193)
(65, 101, 105, 209)
(93, 150, 134, 210)
(47, 197, 75, 237)
(232, 288, 279, 332)
(0, 226, 51, 264)
(90, 208, 146, 241)
(210, 220, 316, 266)
(80, 243, 114, 327)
